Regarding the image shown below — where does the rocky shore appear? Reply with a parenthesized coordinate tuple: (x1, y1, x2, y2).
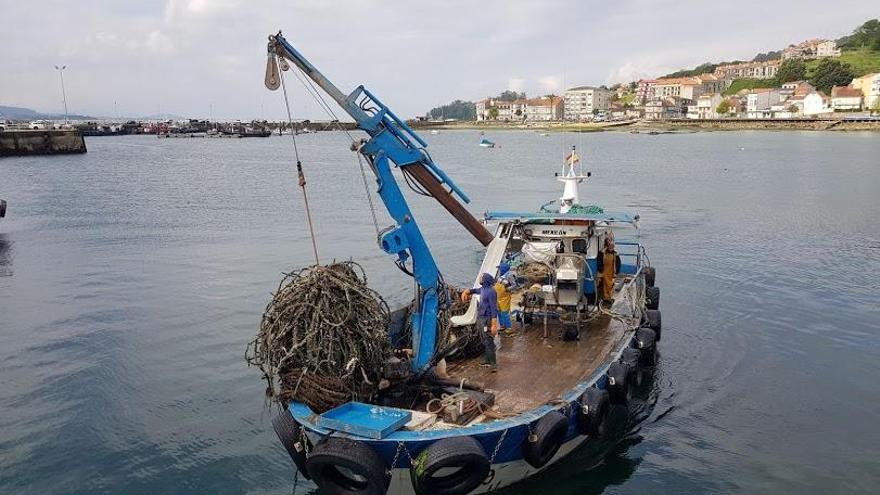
(416, 118, 880, 133)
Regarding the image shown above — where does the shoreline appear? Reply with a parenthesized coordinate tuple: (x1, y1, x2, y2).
(417, 119, 880, 133)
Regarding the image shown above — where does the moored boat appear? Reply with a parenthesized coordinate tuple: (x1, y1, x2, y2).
(258, 32, 662, 495)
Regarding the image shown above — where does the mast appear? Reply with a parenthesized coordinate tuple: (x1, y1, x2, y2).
(558, 146, 589, 213)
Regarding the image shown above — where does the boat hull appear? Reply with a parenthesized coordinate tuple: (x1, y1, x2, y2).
(286, 272, 649, 494)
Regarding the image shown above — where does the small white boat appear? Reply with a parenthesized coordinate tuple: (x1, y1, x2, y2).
(479, 138, 495, 148)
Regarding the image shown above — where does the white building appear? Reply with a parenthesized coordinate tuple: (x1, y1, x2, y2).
(803, 91, 831, 116)
(693, 93, 723, 119)
(564, 86, 611, 121)
(653, 77, 702, 100)
(524, 96, 564, 121)
(783, 39, 841, 60)
(746, 89, 783, 118)
(831, 86, 863, 111)
(714, 61, 780, 80)
(475, 98, 527, 121)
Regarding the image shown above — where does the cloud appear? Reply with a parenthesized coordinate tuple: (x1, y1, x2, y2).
(0, 0, 875, 119)
(508, 78, 526, 93)
(538, 75, 562, 94)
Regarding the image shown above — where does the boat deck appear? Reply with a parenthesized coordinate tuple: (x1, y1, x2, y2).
(447, 313, 626, 415)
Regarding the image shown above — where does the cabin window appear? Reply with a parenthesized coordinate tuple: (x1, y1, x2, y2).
(571, 238, 588, 254)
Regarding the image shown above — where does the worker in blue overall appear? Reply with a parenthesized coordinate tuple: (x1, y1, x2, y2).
(464, 273, 499, 372)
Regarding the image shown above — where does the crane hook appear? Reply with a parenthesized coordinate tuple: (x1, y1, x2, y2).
(265, 54, 280, 91)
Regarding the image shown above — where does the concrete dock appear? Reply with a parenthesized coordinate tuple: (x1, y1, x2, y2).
(0, 129, 87, 157)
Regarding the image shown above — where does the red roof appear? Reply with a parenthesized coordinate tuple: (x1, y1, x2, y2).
(831, 86, 862, 98)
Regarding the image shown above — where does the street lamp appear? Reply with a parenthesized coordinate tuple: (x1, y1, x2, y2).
(54, 65, 69, 125)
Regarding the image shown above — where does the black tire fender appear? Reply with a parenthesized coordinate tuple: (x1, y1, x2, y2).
(646, 286, 660, 310)
(621, 348, 641, 374)
(271, 408, 312, 480)
(0, 199, 6, 218)
(577, 388, 609, 437)
(642, 266, 656, 287)
(523, 410, 569, 468)
(410, 436, 490, 495)
(306, 436, 389, 495)
(607, 362, 629, 404)
(644, 309, 662, 340)
(636, 328, 657, 365)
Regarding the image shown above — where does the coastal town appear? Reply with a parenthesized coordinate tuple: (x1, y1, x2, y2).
(2, 19, 879, 143)
(470, 38, 878, 124)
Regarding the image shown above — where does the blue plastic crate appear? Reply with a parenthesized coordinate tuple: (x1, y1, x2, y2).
(316, 402, 412, 439)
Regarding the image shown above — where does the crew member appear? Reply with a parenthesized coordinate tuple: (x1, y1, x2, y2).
(464, 273, 499, 372)
(495, 263, 513, 335)
(597, 237, 621, 305)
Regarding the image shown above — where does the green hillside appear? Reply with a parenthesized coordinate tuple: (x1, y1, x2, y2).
(723, 79, 779, 96)
(808, 48, 880, 76)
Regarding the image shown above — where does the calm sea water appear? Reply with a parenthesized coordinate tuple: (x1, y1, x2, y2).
(1, 130, 879, 494)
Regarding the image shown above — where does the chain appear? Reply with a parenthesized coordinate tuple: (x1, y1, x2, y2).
(389, 441, 412, 474)
(489, 429, 508, 464)
(299, 425, 310, 456)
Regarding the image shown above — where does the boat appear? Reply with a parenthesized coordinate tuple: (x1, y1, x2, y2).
(479, 138, 495, 148)
(430, 129, 440, 135)
(261, 32, 662, 495)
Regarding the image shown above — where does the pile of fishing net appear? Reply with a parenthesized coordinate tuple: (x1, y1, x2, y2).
(517, 261, 552, 283)
(246, 262, 390, 413)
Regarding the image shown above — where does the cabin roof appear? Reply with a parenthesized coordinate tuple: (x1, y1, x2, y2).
(485, 210, 638, 224)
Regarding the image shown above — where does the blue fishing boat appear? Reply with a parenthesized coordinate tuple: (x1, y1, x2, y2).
(478, 137, 495, 148)
(261, 32, 661, 495)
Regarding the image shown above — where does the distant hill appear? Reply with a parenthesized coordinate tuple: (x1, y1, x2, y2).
(0, 105, 95, 121)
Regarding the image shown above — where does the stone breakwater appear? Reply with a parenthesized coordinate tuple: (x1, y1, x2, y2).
(0, 129, 87, 156)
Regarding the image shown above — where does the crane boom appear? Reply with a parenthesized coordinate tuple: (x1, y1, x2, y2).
(266, 32, 492, 371)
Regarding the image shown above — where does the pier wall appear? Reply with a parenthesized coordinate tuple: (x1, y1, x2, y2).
(0, 130, 87, 157)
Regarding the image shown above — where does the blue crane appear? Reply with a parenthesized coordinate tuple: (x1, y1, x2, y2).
(266, 32, 493, 372)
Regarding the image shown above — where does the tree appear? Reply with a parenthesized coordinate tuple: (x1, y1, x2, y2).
(774, 59, 807, 84)
(871, 98, 880, 116)
(497, 90, 525, 101)
(427, 99, 476, 120)
(753, 50, 782, 62)
(839, 19, 880, 50)
(488, 107, 499, 120)
(873, 36, 880, 52)
(809, 58, 855, 93)
(663, 62, 718, 78)
(787, 104, 799, 114)
(716, 100, 731, 115)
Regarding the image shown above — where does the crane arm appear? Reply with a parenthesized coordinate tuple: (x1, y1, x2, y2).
(265, 32, 491, 371)
(267, 33, 492, 246)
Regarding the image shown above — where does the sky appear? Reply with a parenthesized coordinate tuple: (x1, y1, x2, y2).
(0, 0, 875, 120)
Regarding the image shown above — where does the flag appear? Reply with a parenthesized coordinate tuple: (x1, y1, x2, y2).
(565, 151, 580, 165)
